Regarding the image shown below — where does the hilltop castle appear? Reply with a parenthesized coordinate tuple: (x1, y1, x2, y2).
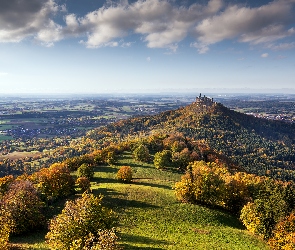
(195, 93, 214, 106)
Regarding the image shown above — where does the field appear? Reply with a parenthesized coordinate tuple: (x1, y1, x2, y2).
(0, 95, 194, 142)
(10, 152, 269, 250)
(0, 151, 41, 161)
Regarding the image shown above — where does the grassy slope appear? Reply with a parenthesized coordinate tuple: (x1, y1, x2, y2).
(94, 152, 268, 250)
(11, 152, 269, 249)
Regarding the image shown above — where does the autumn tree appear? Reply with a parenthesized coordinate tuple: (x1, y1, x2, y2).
(0, 210, 14, 249)
(117, 166, 132, 183)
(133, 144, 150, 162)
(76, 177, 91, 192)
(31, 163, 75, 200)
(0, 175, 14, 196)
(46, 193, 118, 250)
(0, 180, 45, 235)
(268, 211, 295, 249)
(77, 163, 94, 179)
(154, 150, 172, 169)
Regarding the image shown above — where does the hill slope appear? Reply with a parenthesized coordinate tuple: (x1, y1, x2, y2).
(88, 96, 295, 180)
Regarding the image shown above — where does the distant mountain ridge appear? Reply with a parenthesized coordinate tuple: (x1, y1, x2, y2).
(89, 95, 295, 180)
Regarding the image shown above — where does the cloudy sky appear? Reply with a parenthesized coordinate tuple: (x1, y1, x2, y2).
(0, 0, 294, 94)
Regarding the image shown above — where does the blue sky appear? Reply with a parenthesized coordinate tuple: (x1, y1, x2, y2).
(0, 0, 294, 94)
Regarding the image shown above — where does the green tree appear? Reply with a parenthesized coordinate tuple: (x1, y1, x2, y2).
(106, 151, 116, 165)
(133, 144, 150, 162)
(46, 193, 117, 250)
(77, 163, 94, 179)
(154, 150, 172, 169)
(240, 180, 292, 239)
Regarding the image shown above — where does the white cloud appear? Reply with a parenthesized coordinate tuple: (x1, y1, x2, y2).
(146, 57, 151, 62)
(266, 42, 295, 50)
(0, 0, 62, 43)
(0, 0, 294, 54)
(261, 53, 269, 58)
(190, 42, 210, 54)
(193, 0, 295, 52)
(0, 72, 8, 76)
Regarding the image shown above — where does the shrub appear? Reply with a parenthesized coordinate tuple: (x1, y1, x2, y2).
(46, 193, 117, 250)
(77, 163, 94, 179)
(117, 166, 132, 183)
(76, 177, 91, 192)
(0, 180, 45, 235)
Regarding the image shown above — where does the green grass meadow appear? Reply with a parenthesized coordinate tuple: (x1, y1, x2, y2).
(10, 152, 269, 249)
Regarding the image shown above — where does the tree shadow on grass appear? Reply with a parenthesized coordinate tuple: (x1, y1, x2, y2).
(92, 176, 118, 184)
(105, 197, 159, 209)
(212, 210, 245, 229)
(91, 187, 159, 209)
(132, 179, 172, 190)
(120, 233, 166, 250)
(116, 161, 154, 169)
(94, 165, 118, 173)
(92, 187, 121, 197)
(10, 229, 49, 248)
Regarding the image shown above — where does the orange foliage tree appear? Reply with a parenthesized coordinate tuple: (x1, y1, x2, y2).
(268, 212, 295, 249)
(30, 163, 75, 200)
(117, 166, 132, 183)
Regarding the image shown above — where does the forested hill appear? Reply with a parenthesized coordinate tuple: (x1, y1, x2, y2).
(87, 96, 295, 180)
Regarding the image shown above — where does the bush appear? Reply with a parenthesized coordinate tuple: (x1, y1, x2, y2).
(76, 177, 91, 192)
(78, 163, 94, 179)
(0, 180, 45, 235)
(46, 193, 117, 250)
(117, 166, 132, 183)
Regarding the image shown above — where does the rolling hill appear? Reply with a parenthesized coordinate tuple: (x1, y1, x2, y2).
(87, 95, 295, 180)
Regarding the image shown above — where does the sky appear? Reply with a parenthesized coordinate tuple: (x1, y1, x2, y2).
(0, 0, 295, 94)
